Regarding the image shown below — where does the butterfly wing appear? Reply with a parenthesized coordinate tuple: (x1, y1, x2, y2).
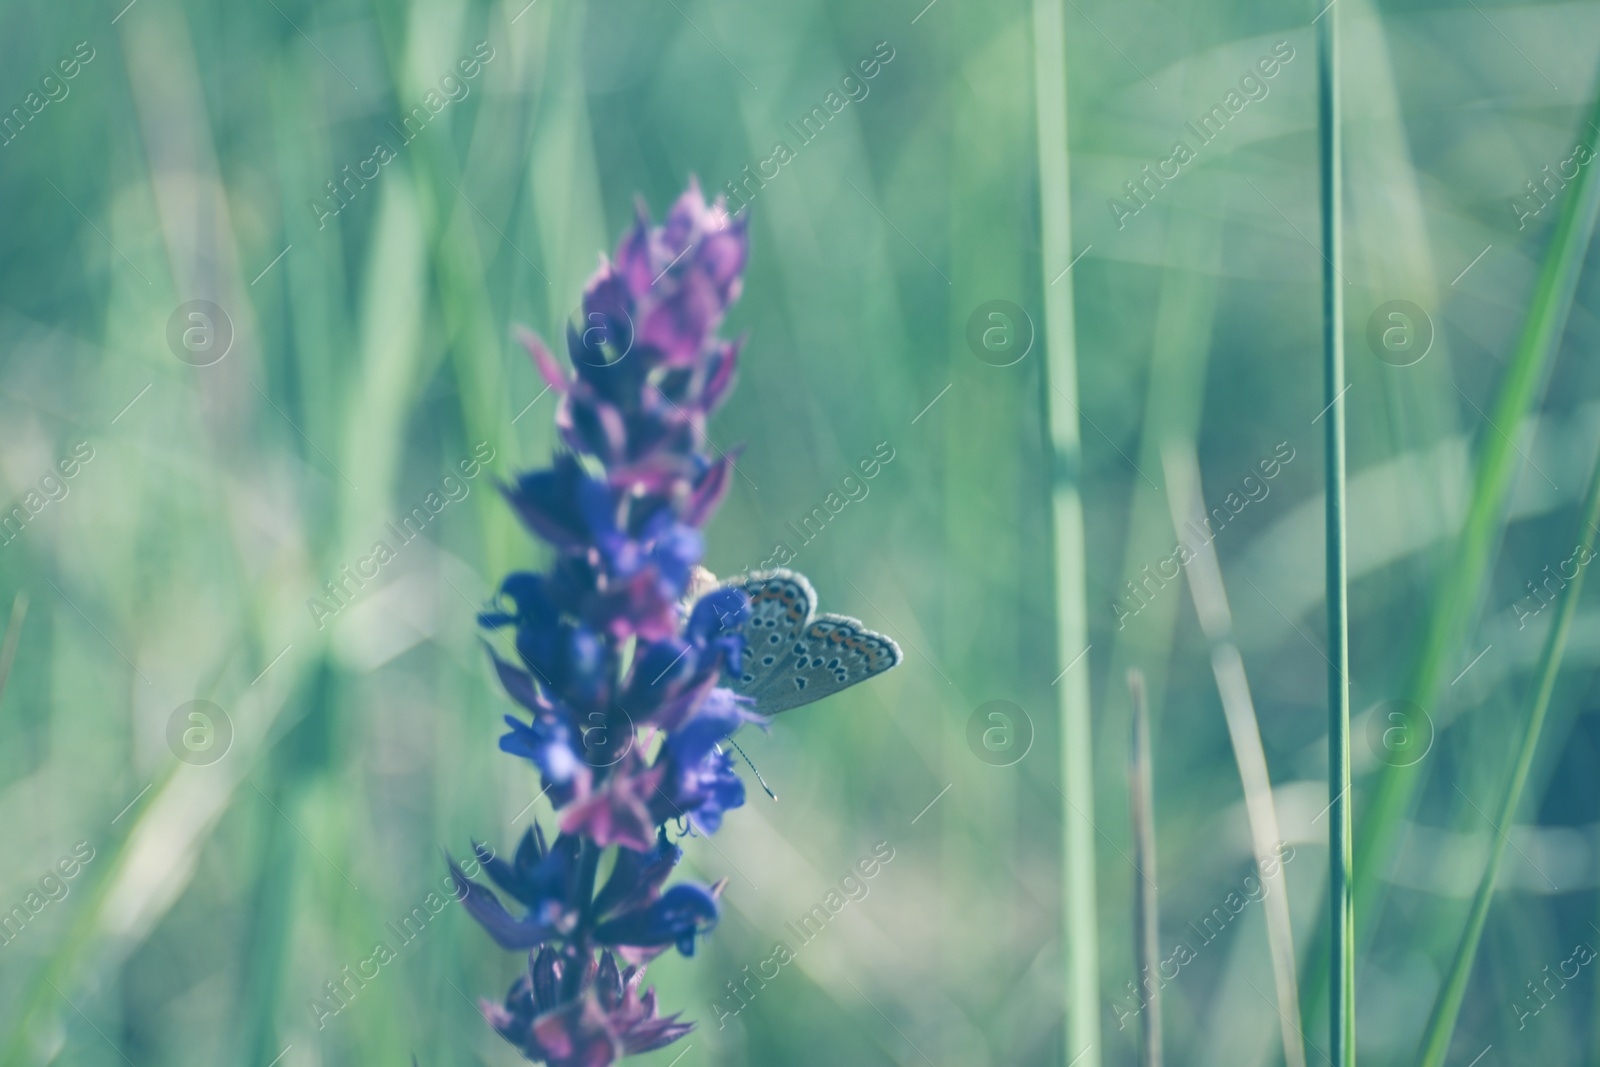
(727, 569, 817, 692)
(745, 613, 903, 716)
(725, 568, 902, 716)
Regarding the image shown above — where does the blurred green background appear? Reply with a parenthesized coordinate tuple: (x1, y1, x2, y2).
(3, 0, 1600, 1064)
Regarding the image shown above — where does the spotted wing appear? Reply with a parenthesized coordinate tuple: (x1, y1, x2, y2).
(727, 569, 817, 694)
(725, 567, 901, 716)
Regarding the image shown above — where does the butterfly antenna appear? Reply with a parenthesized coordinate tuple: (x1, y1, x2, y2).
(723, 738, 777, 800)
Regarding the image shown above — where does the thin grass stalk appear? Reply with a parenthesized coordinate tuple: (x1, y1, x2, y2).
(1300, 59, 1600, 1033)
(1414, 448, 1600, 1066)
(1162, 443, 1309, 1067)
(1350, 63, 1600, 911)
(1031, 1, 1100, 1062)
(1128, 671, 1162, 1067)
(1102, 0, 1218, 734)
(1105, 214, 1220, 730)
(1316, 1, 1353, 1062)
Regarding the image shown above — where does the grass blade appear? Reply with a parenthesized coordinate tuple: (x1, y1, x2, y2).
(1162, 443, 1309, 1067)
(1316, 2, 1354, 1063)
(1300, 56, 1600, 1038)
(1032, 0, 1101, 1061)
(1105, 214, 1220, 729)
(1414, 448, 1600, 1066)
(1339, 63, 1600, 990)
(1128, 670, 1162, 1067)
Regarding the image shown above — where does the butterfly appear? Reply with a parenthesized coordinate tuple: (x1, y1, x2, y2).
(717, 568, 902, 716)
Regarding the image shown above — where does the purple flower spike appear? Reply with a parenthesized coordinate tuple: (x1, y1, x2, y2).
(460, 182, 756, 1064)
(594, 883, 720, 957)
(539, 180, 749, 474)
(483, 949, 694, 1067)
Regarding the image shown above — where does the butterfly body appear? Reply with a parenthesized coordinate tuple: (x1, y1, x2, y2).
(722, 568, 901, 716)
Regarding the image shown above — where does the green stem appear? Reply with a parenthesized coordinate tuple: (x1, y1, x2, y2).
(1298, 59, 1600, 1039)
(1415, 451, 1600, 1066)
(563, 838, 604, 998)
(1128, 671, 1162, 1067)
(1032, 1, 1101, 1063)
(1316, 3, 1352, 1065)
